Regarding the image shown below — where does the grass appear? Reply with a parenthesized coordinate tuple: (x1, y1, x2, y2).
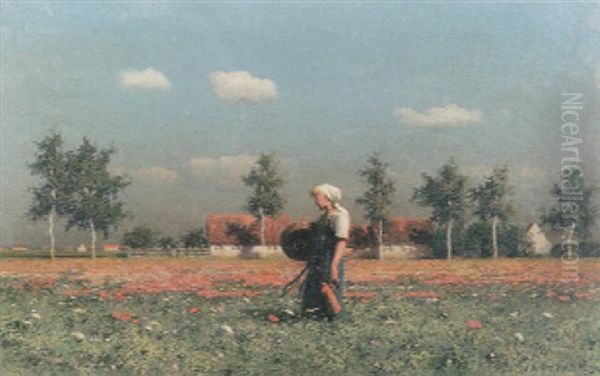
(1, 257, 599, 375)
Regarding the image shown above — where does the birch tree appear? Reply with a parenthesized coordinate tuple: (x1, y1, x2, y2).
(27, 131, 72, 259)
(65, 137, 130, 258)
(242, 153, 285, 246)
(412, 158, 468, 260)
(355, 153, 396, 259)
(470, 166, 514, 259)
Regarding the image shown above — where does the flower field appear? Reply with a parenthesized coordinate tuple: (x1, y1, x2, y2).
(1, 256, 599, 375)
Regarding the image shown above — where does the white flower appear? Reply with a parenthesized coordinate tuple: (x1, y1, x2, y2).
(509, 311, 519, 318)
(71, 331, 85, 341)
(514, 332, 525, 342)
(542, 312, 554, 319)
(31, 313, 41, 320)
(221, 324, 234, 335)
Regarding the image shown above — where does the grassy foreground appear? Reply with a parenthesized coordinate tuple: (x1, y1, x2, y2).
(1, 257, 599, 375)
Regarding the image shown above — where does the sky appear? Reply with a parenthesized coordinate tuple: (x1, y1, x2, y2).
(1, 1, 599, 247)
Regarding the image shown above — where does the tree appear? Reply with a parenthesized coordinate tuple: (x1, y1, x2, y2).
(469, 166, 514, 259)
(158, 236, 179, 257)
(122, 226, 158, 250)
(242, 152, 286, 246)
(65, 137, 130, 258)
(181, 228, 208, 249)
(411, 158, 469, 260)
(26, 131, 72, 259)
(355, 152, 396, 259)
(541, 169, 599, 255)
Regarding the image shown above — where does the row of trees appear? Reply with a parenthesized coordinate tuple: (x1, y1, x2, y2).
(27, 132, 129, 259)
(240, 153, 598, 260)
(27, 131, 598, 260)
(121, 226, 207, 254)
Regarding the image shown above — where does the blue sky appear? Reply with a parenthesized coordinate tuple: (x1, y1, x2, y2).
(1, 2, 599, 247)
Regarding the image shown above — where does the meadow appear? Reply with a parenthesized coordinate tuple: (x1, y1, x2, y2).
(1, 256, 599, 375)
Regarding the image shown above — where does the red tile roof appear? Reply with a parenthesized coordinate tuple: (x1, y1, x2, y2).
(206, 213, 292, 245)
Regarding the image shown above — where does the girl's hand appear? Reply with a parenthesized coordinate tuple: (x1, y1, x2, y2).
(330, 266, 338, 285)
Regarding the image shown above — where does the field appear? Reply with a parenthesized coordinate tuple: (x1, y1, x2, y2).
(1, 256, 599, 375)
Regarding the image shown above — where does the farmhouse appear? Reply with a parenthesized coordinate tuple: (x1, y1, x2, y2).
(103, 242, 121, 252)
(10, 244, 29, 251)
(525, 223, 553, 255)
(206, 213, 292, 257)
(350, 217, 433, 258)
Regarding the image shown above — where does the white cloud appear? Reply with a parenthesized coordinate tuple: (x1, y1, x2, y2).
(132, 166, 179, 183)
(188, 154, 258, 182)
(210, 71, 277, 104)
(108, 165, 127, 177)
(394, 103, 483, 128)
(463, 165, 546, 182)
(119, 68, 171, 90)
(515, 167, 546, 180)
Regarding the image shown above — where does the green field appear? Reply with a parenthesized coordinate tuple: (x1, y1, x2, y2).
(1, 260, 599, 376)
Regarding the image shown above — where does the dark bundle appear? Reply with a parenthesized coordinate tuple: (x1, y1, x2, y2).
(280, 222, 317, 261)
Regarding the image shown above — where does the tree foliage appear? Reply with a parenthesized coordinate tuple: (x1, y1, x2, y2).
(64, 137, 130, 255)
(411, 158, 469, 259)
(356, 154, 396, 224)
(26, 131, 72, 258)
(122, 226, 158, 250)
(242, 152, 286, 245)
(181, 228, 208, 249)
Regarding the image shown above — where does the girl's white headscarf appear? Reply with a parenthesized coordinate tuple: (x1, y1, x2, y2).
(311, 183, 342, 205)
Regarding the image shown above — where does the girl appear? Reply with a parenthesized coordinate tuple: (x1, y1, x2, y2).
(300, 183, 350, 321)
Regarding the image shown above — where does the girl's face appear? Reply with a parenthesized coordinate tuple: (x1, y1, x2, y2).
(312, 191, 331, 210)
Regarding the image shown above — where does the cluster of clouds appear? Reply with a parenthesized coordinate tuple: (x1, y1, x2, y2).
(118, 68, 492, 129)
(118, 68, 278, 104)
(112, 154, 260, 185)
(394, 103, 483, 128)
(210, 71, 278, 104)
(463, 164, 546, 182)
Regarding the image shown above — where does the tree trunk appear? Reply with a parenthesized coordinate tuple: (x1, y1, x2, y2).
(48, 206, 56, 260)
(567, 222, 576, 256)
(446, 218, 454, 260)
(492, 216, 499, 259)
(377, 219, 384, 260)
(259, 207, 265, 246)
(89, 217, 97, 259)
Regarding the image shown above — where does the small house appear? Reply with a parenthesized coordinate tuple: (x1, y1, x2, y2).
(206, 213, 292, 257)
(103, 242, 121, 252)
(10, 244, 29, 251)
(77, 243, 87, 252)
(525, 223, 553, 255)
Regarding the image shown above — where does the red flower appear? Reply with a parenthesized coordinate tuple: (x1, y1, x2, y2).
(187, 306, 200, 314)
(112, 311, 134, 322)
(466, 319, 483, 330)
(268, 313, 280, 323)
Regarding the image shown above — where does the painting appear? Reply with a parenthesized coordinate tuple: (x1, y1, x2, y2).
(1, 2, 599, 374)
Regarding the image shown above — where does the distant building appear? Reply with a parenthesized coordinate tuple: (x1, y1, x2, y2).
(351, 217, 433, 258)
(526, 223, 553, 255)
(11, 244, 29, 251)
(77, 244, 87, 252)
(206, 213, 292, 257)
(103, 242, 121, 252)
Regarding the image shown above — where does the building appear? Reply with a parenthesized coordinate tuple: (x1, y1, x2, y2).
(206, 213, 292, 257)
(10, 244, 29, 251)
(351, 217, 433, 259)
(525, 223, 553, 255)
(77, 244, 87, 252)
(103, 242, 121, 252)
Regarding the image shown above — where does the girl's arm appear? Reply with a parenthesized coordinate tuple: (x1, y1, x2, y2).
(330, 238, 346, 283)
